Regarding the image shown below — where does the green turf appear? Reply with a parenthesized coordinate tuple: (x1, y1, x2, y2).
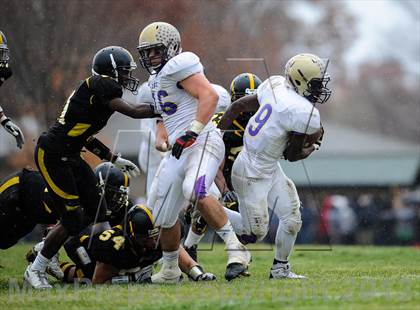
(1, 244, 419, 309)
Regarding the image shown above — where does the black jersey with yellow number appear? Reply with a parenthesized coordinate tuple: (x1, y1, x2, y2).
(79, 225, 162, 271)
(39, 75, 122, 154)
(212, 111, 253, 190)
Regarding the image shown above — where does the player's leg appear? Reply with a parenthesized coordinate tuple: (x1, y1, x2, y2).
(231, 156, 271, 243)
(183, 182, 220, 260)
(150, 155, 186, 283)
(183, 132, 250, 281)
(25, 146, 81, 289)
(268, 164, 305, 279)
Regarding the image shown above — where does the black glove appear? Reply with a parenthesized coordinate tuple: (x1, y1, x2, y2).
(222, 190, 238, 203)
(222, 190, 239, 211)
(171, 130, 198, 159)
(1, 117, 25, 148)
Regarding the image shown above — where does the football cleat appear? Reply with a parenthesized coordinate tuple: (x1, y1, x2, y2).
(151, 265, 183, 284)
(27, 241, 64, 280)
(269, 263, 306, 279)
(24, 264, 52, 289)
(225, 243, 251, 281)
(225, 263, 250, 281)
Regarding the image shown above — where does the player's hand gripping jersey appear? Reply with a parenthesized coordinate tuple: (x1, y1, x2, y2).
(40, 75, 123, 153)
(148, 52, 217, 146)
(241, 76, 321, 178)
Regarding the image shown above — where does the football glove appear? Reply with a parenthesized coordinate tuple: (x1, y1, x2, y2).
(112, 154, 141, 178)
(1, 118, 25, 148)
(222, 190, 238, 204)
(171, 130, 198, 159)
(188, 265, 216, 282)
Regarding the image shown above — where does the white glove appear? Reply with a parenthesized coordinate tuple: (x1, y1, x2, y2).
(1, 118, 25, 148)
(113, 154, 141, 177)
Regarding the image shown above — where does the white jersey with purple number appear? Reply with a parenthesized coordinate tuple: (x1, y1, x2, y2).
(240, 75, 321, 177)
(148, 51, 217, 145)
(212, 83, 231, 113)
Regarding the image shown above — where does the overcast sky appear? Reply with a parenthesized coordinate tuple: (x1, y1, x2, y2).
(345, 0, 420, 76)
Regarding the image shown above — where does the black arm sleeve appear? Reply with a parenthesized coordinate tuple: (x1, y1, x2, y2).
(84, 137, 112, 161)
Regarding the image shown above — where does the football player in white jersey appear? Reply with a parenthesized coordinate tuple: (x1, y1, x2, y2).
(132, 83, 230, 195)
(137, 22, 250, 283)
(219, 53, 331, 279)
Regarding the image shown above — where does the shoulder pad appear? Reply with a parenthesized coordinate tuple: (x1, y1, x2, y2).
(162, 52, 203, 81)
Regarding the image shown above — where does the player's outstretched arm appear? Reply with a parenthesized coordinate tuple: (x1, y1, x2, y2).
(109, 98, 158, 119)
(218, 94, 259, 130)
(92, 262, 119, 284)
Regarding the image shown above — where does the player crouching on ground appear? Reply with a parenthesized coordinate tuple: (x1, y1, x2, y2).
(55, 205, 215, 284)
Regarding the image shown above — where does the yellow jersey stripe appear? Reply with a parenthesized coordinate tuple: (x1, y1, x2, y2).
(37, 148, 79, 200)
(247, 73, 255, 89)
(123, 173, 129, 187)
(79, 235, 89, 243)
(67, 123, 91, 137)
(43, 202, 52, 214)
(233, 120, 245, 131)
(0, 176, 19, 194)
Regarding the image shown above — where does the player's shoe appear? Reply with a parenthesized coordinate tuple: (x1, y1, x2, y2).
(27, 241, 64, 280)
(269, 262, 306, 279)
(151, 265, 183, 284)
(47, 252, 64, 280)
(24, 264, 52, 289)
(184, 245, 198, 262)
(225, 243, 251, 281)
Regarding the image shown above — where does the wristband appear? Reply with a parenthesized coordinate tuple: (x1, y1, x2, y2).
(189, 120, 205, 135)
(188, 265, 203, 280)
(1, 115, 9, 124)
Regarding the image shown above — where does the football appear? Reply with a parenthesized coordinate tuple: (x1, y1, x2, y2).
(303, 128, 323, 147)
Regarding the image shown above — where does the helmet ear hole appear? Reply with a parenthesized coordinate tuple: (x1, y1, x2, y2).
(295, 80, 301, 86)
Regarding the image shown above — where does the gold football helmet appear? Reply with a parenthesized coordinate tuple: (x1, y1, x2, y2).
(137, 22, 181, 74)
(285, 53, 331, 104)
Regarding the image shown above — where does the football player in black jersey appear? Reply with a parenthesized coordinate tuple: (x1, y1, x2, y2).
(184, 73, 262, 260)
(57, 205, 216, 284)
(1, 163, 130, 252)
(25, 46, 158, 289)
(0, 30, 25, 148)
(0, 168, 58, 250)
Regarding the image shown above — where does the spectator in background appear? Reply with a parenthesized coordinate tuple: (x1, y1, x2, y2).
(354, 194, 379, 244)
(320, 195, 356, 244)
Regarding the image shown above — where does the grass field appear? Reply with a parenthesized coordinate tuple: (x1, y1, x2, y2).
(0, 243, 419, 309)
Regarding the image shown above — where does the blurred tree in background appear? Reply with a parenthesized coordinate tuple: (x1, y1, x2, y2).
(0, 0, 418, 159)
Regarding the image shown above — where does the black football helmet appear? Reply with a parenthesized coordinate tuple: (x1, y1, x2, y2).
(95, 162, 130, 214)
(0, 31, 9, 65)
(126, 205, 159, 255)
(92, 46, 139, 92)
(230, 73, 262, 102)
